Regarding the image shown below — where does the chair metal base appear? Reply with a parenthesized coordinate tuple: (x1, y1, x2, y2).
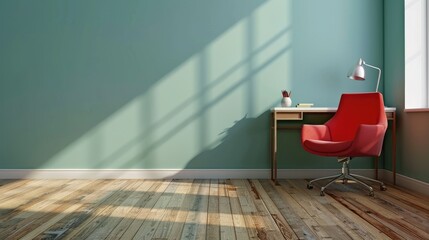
(306, 157, 387, 196)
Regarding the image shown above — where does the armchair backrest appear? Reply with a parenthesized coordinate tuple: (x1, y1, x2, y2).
(326, 92, 387, 141)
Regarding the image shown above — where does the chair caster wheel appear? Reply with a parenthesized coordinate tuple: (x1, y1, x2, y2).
(320, 191, 325, 196)
(307, 184, 313, 189)
(369, 191, 374, 197)
(380, 185, 387, 191)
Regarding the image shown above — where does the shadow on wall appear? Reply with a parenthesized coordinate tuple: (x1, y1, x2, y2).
(184, 113, 271, 169)
(0, 0, 267, 169)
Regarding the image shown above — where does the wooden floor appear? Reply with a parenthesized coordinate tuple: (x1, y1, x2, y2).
(0, 179, 428, 240)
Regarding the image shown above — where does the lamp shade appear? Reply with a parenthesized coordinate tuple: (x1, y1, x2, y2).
(346, 58, 382, 92)
(348, 58, 365, 80)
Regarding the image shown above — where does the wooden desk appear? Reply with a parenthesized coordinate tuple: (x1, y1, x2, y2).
(270, 107, 397, 184)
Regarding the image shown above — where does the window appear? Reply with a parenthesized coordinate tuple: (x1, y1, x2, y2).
(405, 0, 429, 110)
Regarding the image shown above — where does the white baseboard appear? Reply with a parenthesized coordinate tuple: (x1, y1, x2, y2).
(1, 168, 427, 197)
(0, 169, 180, 179)
(0, 168, 375, 179)
(0, 169, 269, 179)
(381, 169, 429, 197)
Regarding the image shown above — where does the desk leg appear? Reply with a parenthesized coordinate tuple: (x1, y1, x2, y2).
(375, 156, 379, 180)
(392, 113, 397, 185)
(273, 151, 277, 184)
(270, 113, 274, 180)
(272, 113, 278, 184)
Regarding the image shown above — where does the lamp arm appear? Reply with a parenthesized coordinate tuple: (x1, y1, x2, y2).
(363, 62, 381, 92)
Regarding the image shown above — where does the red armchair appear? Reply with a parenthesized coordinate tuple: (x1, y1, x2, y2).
(301, 92, 388, 196)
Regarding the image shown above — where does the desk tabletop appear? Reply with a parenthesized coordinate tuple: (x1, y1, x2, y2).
(272, 107, 396, 112)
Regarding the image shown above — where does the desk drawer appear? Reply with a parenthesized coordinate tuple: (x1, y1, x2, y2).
(385, 112, 394, 120)
(276, 112, 303, 120)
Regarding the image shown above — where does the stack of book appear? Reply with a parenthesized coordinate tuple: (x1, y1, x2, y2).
(296, 103, 314, 108)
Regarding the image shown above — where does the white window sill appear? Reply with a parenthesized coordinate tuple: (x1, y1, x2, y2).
(404, 108, 429, 113)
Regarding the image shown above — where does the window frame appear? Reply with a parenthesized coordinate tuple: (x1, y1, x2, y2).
(404, 0, 429, 112)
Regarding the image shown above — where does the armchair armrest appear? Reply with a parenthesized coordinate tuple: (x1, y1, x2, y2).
(301, 124, 331, 142)
(352, 124, 387, 156)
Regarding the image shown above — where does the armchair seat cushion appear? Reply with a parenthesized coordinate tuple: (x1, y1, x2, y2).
(303, 139, 353, 153)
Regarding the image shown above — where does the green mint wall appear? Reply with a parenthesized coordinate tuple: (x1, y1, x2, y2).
(0, 0, 383, 170)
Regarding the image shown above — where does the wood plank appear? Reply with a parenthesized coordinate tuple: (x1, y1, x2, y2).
(289, 179, 387, 240)
(276, 180, 333, 239)
(218, 179, 236, 240)
(0, 180, 36, 200)
(326, 181, 429, 239)
(118, 179, 172, 239)
(67, 180, 143, 239)
(372, 189, 429, 233)
(259, 179, 318, 240)
(362, 191, 429, 237)
(230, 179, 259, 239)
(151, 179, 194, 239)
(166, 179, 200, 239)
(235, 179, 285, 239)
(132, 179, 181, 239)
(0, 180, 73, 237)
(298, 179, 388, 240)
(180, 179, 210, 240)
(0, 180, 69, 220)
(251, 180, 298, 239)
(225, 179, 249, 240)
(324, 181, 405, 239)
(33, 180, 127, 240)
(194, 179, 210, 239)
(84, 180, 155, 239)
(206, 179, 220, 240)
(383, 184, 429, 214)
(0, 180, 32, 200)
(60, 180, 135, 240)
(8, 180, 103, 240)
(20, 195, 91, 240)
(105, 179, 163, 239)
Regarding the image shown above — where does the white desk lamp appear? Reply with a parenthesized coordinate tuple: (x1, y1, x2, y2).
(347, 58, 382, 92)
